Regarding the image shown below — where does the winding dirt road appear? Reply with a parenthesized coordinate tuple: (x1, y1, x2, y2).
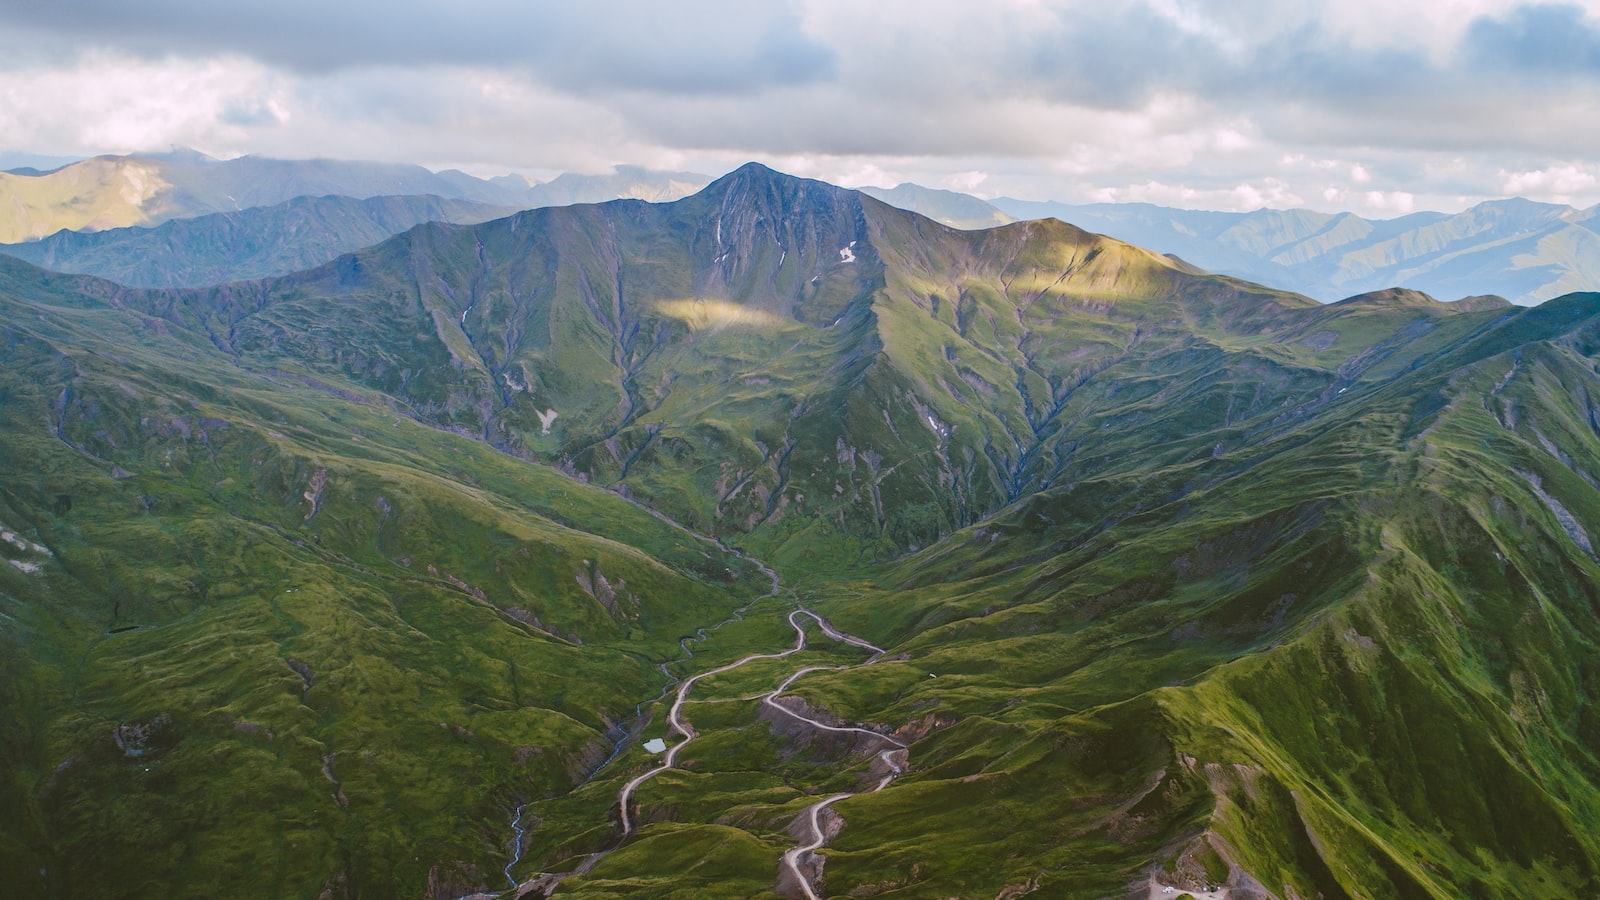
(761, 621, 906, 900)
(616, 608, 815, 834)
(516, 606, 905, 899)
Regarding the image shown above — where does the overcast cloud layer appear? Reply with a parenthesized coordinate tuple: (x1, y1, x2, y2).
(2, 0, 1599, 213)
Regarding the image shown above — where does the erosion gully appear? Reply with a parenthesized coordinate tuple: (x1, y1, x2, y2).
(484, 561, 906, 900)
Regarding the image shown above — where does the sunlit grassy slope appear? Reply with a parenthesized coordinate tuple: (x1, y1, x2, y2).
(2, 165, 1599, 898)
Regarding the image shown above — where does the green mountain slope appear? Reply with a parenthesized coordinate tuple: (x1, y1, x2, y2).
(0, 194, 521, 288)
(3, 164, 1600, 899)
(773, 293, 1600, 898)
(103, 164, 1332, 569)
(475, 283, 1600, 900)
(0, 258, 768, 898)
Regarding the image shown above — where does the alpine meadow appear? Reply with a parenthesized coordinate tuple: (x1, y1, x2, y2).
(6, 2, 1600, 899)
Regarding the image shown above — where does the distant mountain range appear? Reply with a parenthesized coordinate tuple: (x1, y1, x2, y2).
(994, 195, 1600, 305)
(0, 194, 519, 288)
(0, 154, 1021, 288)
(0, 148, 1016, 243)
(490, 165, 711, 207)
(4, 149, 1600, 306)
(857, 183, 1015, 230)
(0, 151, 84, 173)
(0, 150, 712, 242)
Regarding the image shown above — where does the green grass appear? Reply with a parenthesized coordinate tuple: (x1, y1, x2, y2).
(3, 170, 1600, 898)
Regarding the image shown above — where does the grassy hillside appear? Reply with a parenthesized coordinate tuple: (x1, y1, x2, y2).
(0, 156, 172, 241)
(2, 167, 1599, 898)
(0, 260, 767, 898)
(94, 165, 1335, 570)
(528, 295, 1600, 899)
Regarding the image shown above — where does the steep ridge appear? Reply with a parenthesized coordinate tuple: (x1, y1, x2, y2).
(522, 295, 1600, 900)
(766, 294, 1600, 898)
(97, 164, 1348, 567)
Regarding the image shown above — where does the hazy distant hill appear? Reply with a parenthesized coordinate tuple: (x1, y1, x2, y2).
(0, 149, 513, 241)
(501, 164, 712, 206)
(0, 146, 1008, 257)
(0, 151, 718, 243)
(0, 194, 520, 288)
(0, 151, 84, 173)
(858, 182, 1014, 229)
(995, 195, 1600, 305)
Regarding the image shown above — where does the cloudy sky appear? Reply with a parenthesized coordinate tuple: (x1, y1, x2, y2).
(2, 0, 1599, 213)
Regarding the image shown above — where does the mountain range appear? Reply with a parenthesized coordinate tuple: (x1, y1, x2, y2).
(856, 183, 1016, 231)
(0, 163, 1017, 289)
(9, 149, 1598, 311)
(0, 151, 712, 243)
(995, 196, 1600, 306)
(0, 194, 520, 288)
(1, 163, 1599, 899)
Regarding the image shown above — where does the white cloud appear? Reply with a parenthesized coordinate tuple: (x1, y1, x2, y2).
(819, 162, 907, 189)
(0, 51, 285, 155)
(1309, 0, 1535, 58)
(1363, 190, 1417, 213)
(1499, 163, 1600, 203)
(944, 170, 989, 192)
(1085, 177, 1304, 211)
(4, 2, 1600, 214)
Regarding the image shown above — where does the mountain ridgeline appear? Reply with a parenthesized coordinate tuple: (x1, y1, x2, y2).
(996, 195, 1600, 306)
(1, 163, 1599, 898)
(110, 163, 1334, 564)
(0, 150, 712, 243)
(0, 194, 521, 288)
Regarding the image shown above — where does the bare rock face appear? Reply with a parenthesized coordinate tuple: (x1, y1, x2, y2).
(111, 713, 176, 758)
(426, 861, 488, 900)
